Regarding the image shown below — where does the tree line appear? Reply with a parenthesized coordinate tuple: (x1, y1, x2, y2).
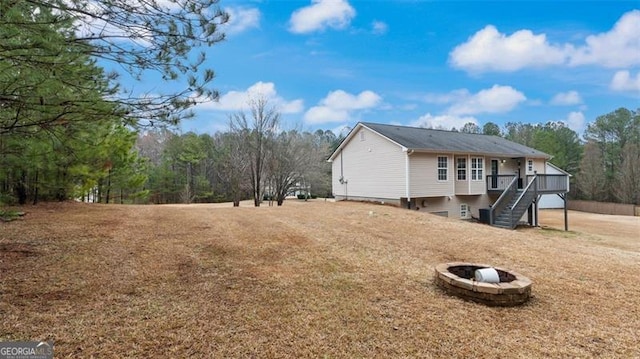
(4, 104, 637, 206)
(137, 99, 339, 206)
(1, 96, 339, 206)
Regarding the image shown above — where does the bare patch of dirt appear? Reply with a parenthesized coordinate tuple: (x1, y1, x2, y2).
(1, 200, 639, 358)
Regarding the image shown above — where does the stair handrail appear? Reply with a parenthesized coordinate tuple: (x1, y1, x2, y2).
(509, 175, 537, 210)
(489, 175, 518, 224)
(508, 175, 537, 228)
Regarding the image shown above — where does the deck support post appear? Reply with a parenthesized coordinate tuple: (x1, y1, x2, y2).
(562, 193, 568, 231)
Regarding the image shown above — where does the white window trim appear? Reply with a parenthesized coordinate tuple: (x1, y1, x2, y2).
(527, 159, 534, 173)
(456, 157, 467, 181)
(437, 155, 448, 182)
(471, 157, 484, 181)
(460, 204, 469, 219)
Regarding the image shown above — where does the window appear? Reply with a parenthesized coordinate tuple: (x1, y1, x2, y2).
(460, 204, 469, 219)
(471, 157, 484, 180)
(456, 158, 466, 180)
(527, 159, 533, 172)
(437, 156, 448, 181)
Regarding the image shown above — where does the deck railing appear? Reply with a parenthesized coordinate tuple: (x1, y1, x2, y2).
(486, 175, 518, 191)
(525, 174, 568, 193)
(487, 174, 568, 193)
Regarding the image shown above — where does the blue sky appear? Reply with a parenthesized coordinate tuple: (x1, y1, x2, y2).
(173, 1, 639, 136)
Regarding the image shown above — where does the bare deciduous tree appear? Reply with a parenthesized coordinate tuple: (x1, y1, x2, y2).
(266, 131, 308, 206)
(230, 97, 279, 207)
(576, 141, 607, 201)
(266, 130, 334, 205)
(614, 142, 640, 204)
(217, 129, 250, 207)
(583, 107, 640, 201)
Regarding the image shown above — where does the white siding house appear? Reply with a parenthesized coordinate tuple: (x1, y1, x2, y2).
(331, 126, 406, 201)
(329, 122, 570, 229)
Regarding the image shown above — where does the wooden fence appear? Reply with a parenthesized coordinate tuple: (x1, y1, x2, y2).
(568, 200, 638, 216)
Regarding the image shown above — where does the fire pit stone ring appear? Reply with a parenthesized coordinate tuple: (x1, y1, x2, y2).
(434, 262, 532, 306)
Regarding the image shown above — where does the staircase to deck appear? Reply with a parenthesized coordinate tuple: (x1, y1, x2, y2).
(489, 176, 537, 229)
(487, 172, 569, 230)
(492, 189, 536, 229)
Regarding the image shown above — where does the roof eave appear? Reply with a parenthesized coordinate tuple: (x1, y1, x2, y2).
(406, 148, 550, 159)
(546, 162, 572, 176)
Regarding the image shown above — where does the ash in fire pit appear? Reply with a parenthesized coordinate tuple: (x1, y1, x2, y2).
(434, 262, 532, 306)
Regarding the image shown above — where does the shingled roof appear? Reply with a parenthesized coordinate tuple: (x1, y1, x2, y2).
(330, 122, 550, 160)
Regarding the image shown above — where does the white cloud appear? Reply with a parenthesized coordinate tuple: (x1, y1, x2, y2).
(610, 70, 640, 92)
(304, 89, 382, 124)
(563, 111, 586, 133)
(570, 10, 640, 67)
(372, 21, 388, 35)
(200, 82, 304, 114)
(74, 1, 260, 49)
(322, 90, 381, 110)
(280, 99, 305, 113)
(449, 25, 568, 72)
(304, 106, 349, 124)
(449, 10, 640, 72)
(447, 85, 526, 115)
(73, 1, 152, 46)
(155, 0, 183, 11)
(550, 91, 583, 105)
(74, 0, 197, 46)
(223, 7, 260, 34)
(411, 113, 478, 131)
(289, 0, 356, 34)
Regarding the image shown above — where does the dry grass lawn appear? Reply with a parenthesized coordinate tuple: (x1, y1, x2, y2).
(539, 209, 640, 252)
(1, 200, 639, 358)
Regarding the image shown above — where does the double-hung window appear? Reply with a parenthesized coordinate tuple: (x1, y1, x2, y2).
(437, 156, 448, 181)
(456, 158, 466, 180)
(471, 157, 484, 181)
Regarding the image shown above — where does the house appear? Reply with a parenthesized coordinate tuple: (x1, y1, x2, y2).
(328, 122, 569, 229)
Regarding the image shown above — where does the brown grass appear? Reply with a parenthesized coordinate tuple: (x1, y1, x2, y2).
(1, 201, 639, 358)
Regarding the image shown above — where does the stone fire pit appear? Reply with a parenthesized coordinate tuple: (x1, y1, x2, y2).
(434, 262, 532, 306)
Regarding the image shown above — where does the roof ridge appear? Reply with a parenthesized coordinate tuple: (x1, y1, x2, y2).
(358, 121, 550, 158)
(361, 121, 497, 137)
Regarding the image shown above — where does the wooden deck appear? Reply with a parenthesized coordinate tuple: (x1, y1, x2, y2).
(486, 174, 568, 195)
